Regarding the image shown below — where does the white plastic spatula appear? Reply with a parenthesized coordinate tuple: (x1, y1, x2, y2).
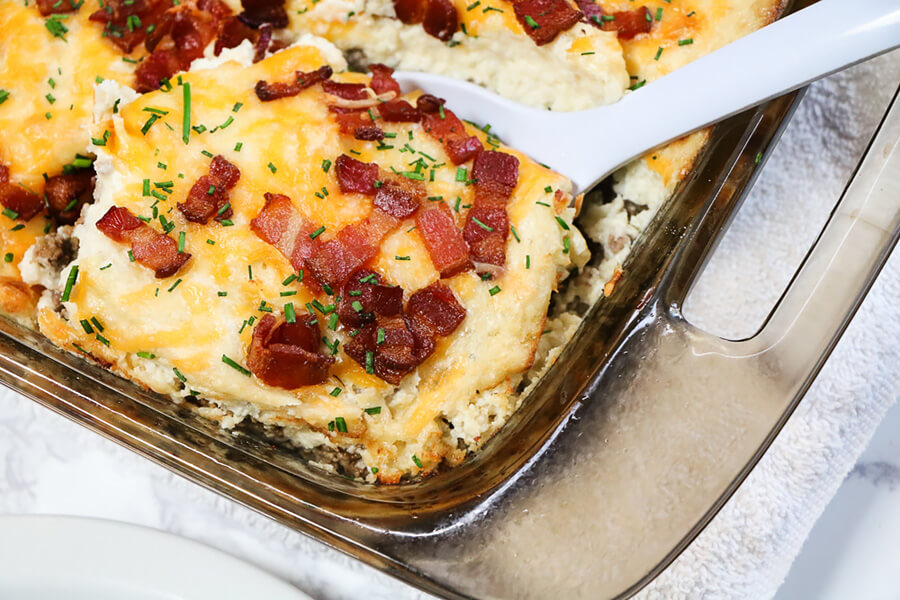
(394, 0, 900, 193)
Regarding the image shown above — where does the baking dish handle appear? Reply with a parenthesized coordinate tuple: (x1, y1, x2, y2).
(666, 83, 900, 382)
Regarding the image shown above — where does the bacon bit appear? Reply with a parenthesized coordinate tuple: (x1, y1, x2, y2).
(447, 135, 484, 165)
(415, 204, 471, 277)
(135, 0, 233, 92)
(331, 109, 384, 140)
(345, 315, 434, 385)
(214, 16, 258, 55)
(44, 170, 94, 225)
(0, 181, 43, 222)
(377, 99, 421, 123)
(238, 0, 289, 28)
(423, 0, 459, 41)
(421, 103, 479, 165)
(393, 0, 426, 25)
(255, 65, 333, 101)
(306, 209, 398, 287)
(252, 23, 274, 62)
(392, 0, 459, 41)
(513, 0, 583, 46)
(369, 64, 402, 96)
(471, 149, 519, 202)
(177, 155, 240, 224)
(96, 206, 190, 278)
(374, 175, 424, 219)
(337, 269, 403, 328)
(36, 0, 78, 15)
(344, 283, 465, 384)
(322, 81, 369, 101)
(250, 192, 319, 272)
(90, 0, 171, 54)
(463, 151, 519, 267)
(247, 313, 334, 388)
(334, 154, 379, 196)
(603, 265, 623, 297)
(355, 126, 386, 142)
(577, 2, 652, 39)
(407, 282, 466, 336)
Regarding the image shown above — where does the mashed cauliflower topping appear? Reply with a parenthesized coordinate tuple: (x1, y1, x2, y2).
(2, 0, 784, 482)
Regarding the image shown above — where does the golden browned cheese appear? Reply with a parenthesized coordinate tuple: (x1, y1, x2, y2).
(0, 1, 140, 321)
(34, 43, 586, 482)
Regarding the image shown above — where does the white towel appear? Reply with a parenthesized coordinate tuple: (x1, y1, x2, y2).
(637, 50, 900, 599)
(0, 53, 897, 600)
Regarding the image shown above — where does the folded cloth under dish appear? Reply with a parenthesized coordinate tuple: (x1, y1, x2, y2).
(0, 54, 897, 600)
(637, 50, 900, 599)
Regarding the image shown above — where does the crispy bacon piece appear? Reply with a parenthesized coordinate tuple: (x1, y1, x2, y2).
(378, 100, 420, 122)
(423, 0, 459, 41)
(337, 269, 403, 328)
(393, 0, 426, 25)
(0, 178, 43, 222)
(369, 64, 402, 96)
(331, 109, 385, 141)
(373, 176, 424, 219)
(177, 155, 241, 224)
(344, 283, 465, 384)
(416, 203, 471, 277)
(36, 0, 78, 15)
(214, 15, 258, 54)
(134, 0, 233, 92)
(514, 0, 583, 46)
(90, 0, 171, 53)
(334, 155, 379, 195)
(247, 314, 334, 388)
(344, 315, 433, 385)
(96, 206, 190, 278)
(463, 151, 519, 267)
(419, 97, 481, 165)
(238, 0, 289, 28)
(322, 81, 369, 101)
(393, 0, 459, 41)
(407, 282, 466, 336)
(577, 1, 652, 39)
(305, 209, 398, 288)
(251, 192, 319, 272)
(255, 65, 333, 101)
(44, 170, 94, 225)
(447, 136, 484, 164)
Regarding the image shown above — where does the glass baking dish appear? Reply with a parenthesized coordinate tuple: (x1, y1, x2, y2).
(2, 9, 899, 599)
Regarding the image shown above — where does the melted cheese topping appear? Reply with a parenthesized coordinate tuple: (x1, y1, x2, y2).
(288, 0, 630, 110)
(35, 43, 587, 481)
(0, 1, 139, 313)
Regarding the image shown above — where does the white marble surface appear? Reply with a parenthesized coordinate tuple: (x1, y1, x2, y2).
(0, 56, 898, 600)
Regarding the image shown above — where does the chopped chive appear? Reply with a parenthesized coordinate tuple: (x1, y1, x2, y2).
(376, 328, 385, 344)
(79, 319, 94, 334)
(309, 226, 325, 239)
(365, 350, 374, 374)
(471, 217, 493, 232)
(167, 278, 182, 292)
(364, 406, 381, 415)
(654, 46, 664, 60)
(181, 82, 191, 144)
(95, 334, 110, 347)
(217, 291, 227, 296)
(2, 207, 18, 220)
(526, 255, 531, 269)
(136, 351, 156, 359)
(488, 285, 501, 296)
(678, 38, 694, 46)
(173, 367, 186, 382)
(334, 416, 348, 432)
(177, 231, 186, 253)
(127, 250, 135, 262)
(455, 167, 467, 182)
(61, 265, 78, 302)
(412, 454, 423, 468)
(554, 216, 570, 230)
(394, 255, 411, 261)
(330, 387, 342, 397)
(267, 161, 277, 173)
(222, 354, 251, 376)
(327, 312, 338, 330)
(510, 225, 521, 243)
(321, 159, 332, 173)
(284, 302, 296, 323)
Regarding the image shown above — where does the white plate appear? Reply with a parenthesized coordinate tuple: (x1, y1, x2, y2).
(0, 515, 313, 600)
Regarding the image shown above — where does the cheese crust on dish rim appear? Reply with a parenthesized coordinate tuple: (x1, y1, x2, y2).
(26, 41, 588, 483)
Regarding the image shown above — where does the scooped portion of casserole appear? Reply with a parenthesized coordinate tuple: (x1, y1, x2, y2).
(23, 41, 588, 482)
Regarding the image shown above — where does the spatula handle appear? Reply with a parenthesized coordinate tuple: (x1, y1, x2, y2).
(557, 0, 900, 192)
